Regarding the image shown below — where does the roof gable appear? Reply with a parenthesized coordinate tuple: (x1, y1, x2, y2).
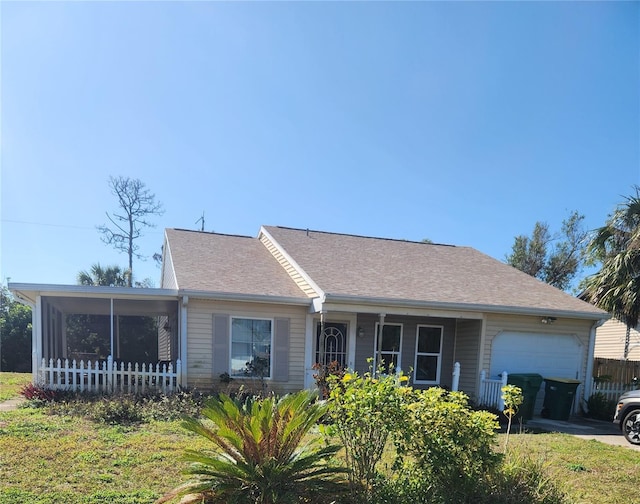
(164, 228, 308, 300)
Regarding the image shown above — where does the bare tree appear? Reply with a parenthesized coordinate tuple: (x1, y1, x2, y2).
(98, 176, 164, 287)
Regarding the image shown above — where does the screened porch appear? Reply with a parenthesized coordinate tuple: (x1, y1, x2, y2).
(20, 287, 182, 393)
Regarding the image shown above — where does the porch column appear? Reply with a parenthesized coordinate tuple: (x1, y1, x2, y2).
(452, 362, 460, 391)
(33, 296, 42, 385)
(180, 296, 188, 385)
(110, 298, 114, 358)
(377, 313, 386, 370)
(116, 316, 121, 359)
(304, 312, 315, 389)
(319, 311, 326, 365)
(476, 317, 487, 400)
(61, 312, 67, 360)
(347, 316, 356, 370)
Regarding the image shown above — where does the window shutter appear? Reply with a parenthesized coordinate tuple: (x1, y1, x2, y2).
(212, 314, 229, 376)
(273, 318, 290, 382)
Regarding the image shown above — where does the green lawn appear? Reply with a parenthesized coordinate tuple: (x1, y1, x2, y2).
(0, 407, 210, 504)
(507, 433, 639, 502)
(0, 393, 638, 504)
(0, 372, 31, 401)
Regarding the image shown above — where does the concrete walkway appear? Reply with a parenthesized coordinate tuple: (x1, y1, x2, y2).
(0, 397, 26, 412)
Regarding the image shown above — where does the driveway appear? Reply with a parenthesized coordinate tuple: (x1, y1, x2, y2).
(526, 416, 640, 451)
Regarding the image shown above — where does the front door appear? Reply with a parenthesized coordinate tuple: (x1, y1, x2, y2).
(316, 322, 348, 367)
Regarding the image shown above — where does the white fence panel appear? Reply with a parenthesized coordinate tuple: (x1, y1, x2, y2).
(478, 370, 508, 410)
(591, 379, 639, 402)
(38, 357, 182, 394)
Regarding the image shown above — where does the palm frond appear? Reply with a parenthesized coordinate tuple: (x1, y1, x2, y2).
(584, 187, 640, 358)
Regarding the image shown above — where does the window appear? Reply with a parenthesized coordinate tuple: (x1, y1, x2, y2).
(230, 318, 272, 378)
(374, 323, 402, 373)
(414, 325, 443, 384)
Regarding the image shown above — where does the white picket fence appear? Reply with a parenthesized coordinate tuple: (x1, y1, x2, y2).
(478, 370, 508, 410)
(591, 379, 638, 402)
(38, 356, 182, 394)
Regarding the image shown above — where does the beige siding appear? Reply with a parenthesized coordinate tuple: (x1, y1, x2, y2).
(483, 314, 593, 380)
(454, 319, 482, 399)
(595, 318, 640, 360)
(186, 299, 307, 395)
(260, 234, 317, 298)
(160, 242, 178, 289)
(354, 313, 378, 371)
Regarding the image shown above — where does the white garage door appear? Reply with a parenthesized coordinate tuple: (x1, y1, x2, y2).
(491, 332, 584, 414)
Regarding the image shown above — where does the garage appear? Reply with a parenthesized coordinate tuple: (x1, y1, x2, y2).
(490, 331, 584, 415)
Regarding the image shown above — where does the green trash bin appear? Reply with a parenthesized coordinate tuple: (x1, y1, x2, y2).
(507, 373, 543, 421)
(542, 378, 581, 421)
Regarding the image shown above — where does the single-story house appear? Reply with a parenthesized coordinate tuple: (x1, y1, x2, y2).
(10, 225, 608, 413)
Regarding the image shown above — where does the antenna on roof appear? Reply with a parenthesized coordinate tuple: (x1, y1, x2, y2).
(196, 212, 205, 232)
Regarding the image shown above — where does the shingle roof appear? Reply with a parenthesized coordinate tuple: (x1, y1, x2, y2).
(164, 228, 308, 299)
(263, 226, 605, 316)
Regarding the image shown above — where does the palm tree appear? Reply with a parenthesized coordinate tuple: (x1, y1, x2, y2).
(159, 390, 346, 504)
(77, 263, 130, 287)
(583, 187, 640, 358)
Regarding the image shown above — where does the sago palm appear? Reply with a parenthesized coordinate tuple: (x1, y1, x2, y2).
(171, 389, 346, 504)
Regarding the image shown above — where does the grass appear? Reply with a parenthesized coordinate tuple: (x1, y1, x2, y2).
(0, 372, 31, 401)
(0, 381, 638, 504)
(507, 433, 640, 502)
(0, 407, 211, 504)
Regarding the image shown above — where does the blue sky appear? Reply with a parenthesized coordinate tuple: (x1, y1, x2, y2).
(1, 1, 638, 288)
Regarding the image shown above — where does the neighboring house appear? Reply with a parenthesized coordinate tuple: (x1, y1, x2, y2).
(595, 318, 640, 361)
(10, 225, 608, 413)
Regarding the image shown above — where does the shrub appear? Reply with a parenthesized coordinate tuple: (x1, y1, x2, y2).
(502, 384, 523, 449)
(325, 366, 408, 492)
(312, 360, 345, 399)
(585, 392, 616, 421)
(367, 474, 432, 504)
(90, 395, 144, 424)
(34, 388, 208, 424)
(139, 389, 207, 421)
(165, 389, 347, 504)
(478, 453, 568, 504)
(20, 383, 59, 403)
(394, 387, 501, 503)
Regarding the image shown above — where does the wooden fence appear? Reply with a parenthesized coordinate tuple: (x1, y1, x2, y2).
(591, 357, 640, 401)
(593, 357, 640, 384)
(38, 356, 182, 394)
